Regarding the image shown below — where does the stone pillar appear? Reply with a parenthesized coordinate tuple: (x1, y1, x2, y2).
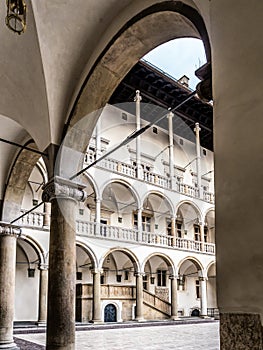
(170, 275, 178, 320)
(95, 198, 101, 236)
(135, 272, 144, 321)
(194, 123, 202, 197)
(167, 112, 176, 189)
(137, 207, 142, 242)
(170, 216, 176, 247)
(0, 222, 21, 350)
(42, 176, 86, 350)
(95, 119, 101, 159)
(37, 264, 48, 325)
(91, 269, 102, 323)
(199, 276, 208, 317)
(134, 90, 142, 179)
(43, 202, 51, 228)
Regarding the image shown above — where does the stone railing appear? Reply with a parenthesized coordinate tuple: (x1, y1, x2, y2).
(77, 221, 215, 255)
(84, 151, 214, 204)
(18, 210, 44, 227)
(77, 283, 135, 299)
(143, 289, 171, 316)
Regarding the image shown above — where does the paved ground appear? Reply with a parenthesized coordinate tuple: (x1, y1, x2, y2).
(14, 321, 220, 350)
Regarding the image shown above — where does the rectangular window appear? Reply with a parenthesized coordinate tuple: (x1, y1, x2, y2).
(100, 274, 105, 285)
(176, 221, 182, 238)
(166, 219, 172, 235)
(194, 225, 201, 241)
(124, 270, 129, 280)
(204, 226, 208, 242)
(133, 213, 151, 232)
(116, 275, 122, 283)
(157, 269, 167, 287)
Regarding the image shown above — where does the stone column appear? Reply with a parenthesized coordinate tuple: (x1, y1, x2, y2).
(167, 112, 176, 189)
(199, 223, 205, 252)
(95, 198, 101, 236)
(95, 119, 101, 159)
(137, 207, 142, 242)
(91, 269, 102, 323)
(37, 264, 48, 325)
(0, 222, 21, 350)
(199, 276, 208, 317)
(170, 216, 176, 247)
(170, 275, 178, 320)
(42, 176, 86, 350)
(134, 90, 142, 179)
(194, 123, 202, 197)
(135, 272, 144, 321)
(43, 202, 51, 228)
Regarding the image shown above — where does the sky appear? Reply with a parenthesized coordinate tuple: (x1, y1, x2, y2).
(143, 38, 207, 90)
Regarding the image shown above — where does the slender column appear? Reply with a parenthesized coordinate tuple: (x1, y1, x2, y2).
(199, 276, 208, 317)
(95, 198, 101, 236)
(170, 216, 176, 247)
(194, 123, 202, 197)
(134, 90, 142, 179)
(0, 223, 21, 350)
(137, 207, 142, 242)
(37, 264, 48, 325)
(43, 202, 51, 228)
(199, 223, 205, 252)
(170, 275, 178, 320)
(95, 119, 101, 159)
(91, 269, 102, 323)
(135, 272, 144, 321)
(167, 112, 176, 189)
(42, 176, 86, 350)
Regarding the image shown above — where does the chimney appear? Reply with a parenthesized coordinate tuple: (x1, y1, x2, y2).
(178, 75, 190, 88)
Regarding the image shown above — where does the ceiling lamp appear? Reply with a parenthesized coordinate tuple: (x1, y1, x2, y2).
(6, 0, 26, 35)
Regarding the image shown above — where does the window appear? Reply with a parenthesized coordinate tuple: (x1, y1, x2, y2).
(157, 269, 167, 287)
(76, 272, 82, 280)
(176, 221, 182, 238)
(32, 199, 38, 206)
(79, 209, 84, 216)
(116, 275, 122, 283)
(204, 226, 208, 242)
(194, 225, 201, 241)
(133, 213, 151, 232)
(122, 112, 127, 121)
(124, 270, 129, 280)
(179, 138, 184, 145)
(100, 274, 105, 285)
(196, 280, 200, 298)
(143, 274, 148, 290)
(166, 219, 172, 235)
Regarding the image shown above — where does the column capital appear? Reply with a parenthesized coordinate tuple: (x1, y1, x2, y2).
(91, 268, 103, 275)
(194, 122, 201, 132)
(0, 222, 21, 237)
(134, 90, 142, 102)
(42, 176, 87, 203)
(39, 263, 49, 271)
(167, 111, 174, 119)
(134, 271, 145, 277)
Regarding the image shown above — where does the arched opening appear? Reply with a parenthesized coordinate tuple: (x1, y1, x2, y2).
(177, 257, 203, 317)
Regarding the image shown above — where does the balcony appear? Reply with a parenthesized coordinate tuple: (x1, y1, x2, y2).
(18, 212, 215, 255)
(76, 220, 215, 255)
(84, 152, 215, 204)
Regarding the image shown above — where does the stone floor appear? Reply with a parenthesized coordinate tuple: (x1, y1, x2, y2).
(14, 321, 220, 350)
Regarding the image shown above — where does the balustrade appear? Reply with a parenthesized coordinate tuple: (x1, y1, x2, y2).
(84, 152, 214, 204)
(18, 210, 44, 227)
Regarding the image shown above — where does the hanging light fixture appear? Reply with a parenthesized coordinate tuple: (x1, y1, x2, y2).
(6, 0, 27, 35)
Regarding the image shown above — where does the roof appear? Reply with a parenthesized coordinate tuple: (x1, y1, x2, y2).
(109, 59, 213, 151)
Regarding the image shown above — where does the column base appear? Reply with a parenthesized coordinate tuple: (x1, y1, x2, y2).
(220, 312, 263, 350)
(200, 315, 210, 319)
(134, 317, 145, 322)
(89, 320, 103, 324)
(36, 321, 46, 326)
(0, 342, 20, 350)
(170, 316, 180, 321)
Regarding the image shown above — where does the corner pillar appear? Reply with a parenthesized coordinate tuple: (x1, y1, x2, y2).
(0, 223, 21, 350)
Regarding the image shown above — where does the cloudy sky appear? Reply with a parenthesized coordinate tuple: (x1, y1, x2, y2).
(143, 38, 207, 90)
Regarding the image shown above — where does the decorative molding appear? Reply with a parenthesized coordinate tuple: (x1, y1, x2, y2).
(0, 222, 21, 237)
(42, 176, 87, 203)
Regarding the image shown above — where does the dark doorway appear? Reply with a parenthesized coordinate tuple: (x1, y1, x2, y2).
(104, 303, 117, 322)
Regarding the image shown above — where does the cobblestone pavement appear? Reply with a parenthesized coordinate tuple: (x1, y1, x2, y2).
(15, 322, 219, 350)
